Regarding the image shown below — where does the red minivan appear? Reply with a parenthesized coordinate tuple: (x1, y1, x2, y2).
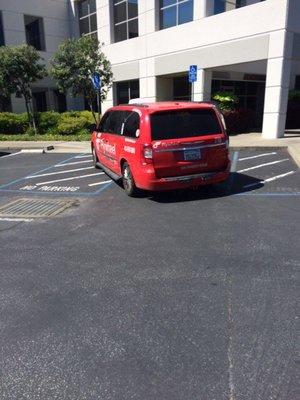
(91, 101, 230, 196)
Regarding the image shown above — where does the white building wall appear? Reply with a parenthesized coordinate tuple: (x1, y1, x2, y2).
(0, 0, 73, 113)
(100, 0, 300, 137)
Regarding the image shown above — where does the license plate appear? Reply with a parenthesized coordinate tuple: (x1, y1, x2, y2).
(184, 149, 201, 161)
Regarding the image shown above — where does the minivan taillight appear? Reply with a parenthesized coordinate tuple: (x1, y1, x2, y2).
(142, 144, 153, 164)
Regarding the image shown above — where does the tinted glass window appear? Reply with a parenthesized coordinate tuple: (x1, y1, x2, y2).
(113, 0, 138, 43)
(150, 109, 222, 140)
(100, 111, 126, 134)
(0, 12, 5, 46)
(159, 0, 193, 30)
(123, 112, 140, 138)
(24, 15, 45, 51)
(116, 80, 140, 105)
(78, 0, 97, 36)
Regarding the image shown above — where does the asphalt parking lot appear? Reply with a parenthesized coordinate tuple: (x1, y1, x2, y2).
(0, 149, 299, 400)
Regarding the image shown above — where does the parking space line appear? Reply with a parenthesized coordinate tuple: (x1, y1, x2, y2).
(35, 172, 105, 186)
(0, 153, 83, 189)
(26, 166, 94, 179)
(0, 151, 22, 159)
(89, 180, 112, 187)
(243, 170, 297, 189)
(74, 154, 91, 159)
(0, 217, 33, 222)
(54, 160, 92, 167)
(237, 158, 289, 173)
(238, 152, 277, 161)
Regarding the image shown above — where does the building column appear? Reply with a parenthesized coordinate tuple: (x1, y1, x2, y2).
(194, 0, 208, 20)
(262, 31, 293, 138)
(192, 69, 212, 101)
(138, 0, 156, 35)
(139, 58, 157, 102)
(101, 86, 114, 114)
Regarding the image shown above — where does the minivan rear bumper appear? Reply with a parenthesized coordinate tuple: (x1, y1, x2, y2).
(136, 162, 231, 191)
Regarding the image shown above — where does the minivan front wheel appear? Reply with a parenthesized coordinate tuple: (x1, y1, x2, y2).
(122, 162, 138, 197)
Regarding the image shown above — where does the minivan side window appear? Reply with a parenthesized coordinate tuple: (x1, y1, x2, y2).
(99, 111, 124, 134)
(123, 112, 140, 138)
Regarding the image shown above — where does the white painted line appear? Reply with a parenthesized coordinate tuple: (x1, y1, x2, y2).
(264, 170, 296, 183)
(88, 180, 112, 187)
(0, 151, 22, 158)
(75, 154, 92, 159)
(238, 152, 277, 161)
(21, 149, 44, 154)
(237, 159, 289, 173)
(35, 172, 105, 186)
(0, 217, 33, 222)
(55, 160, 92, 167)
(26, 166, 94, 179)
(243, 171, 296, 189)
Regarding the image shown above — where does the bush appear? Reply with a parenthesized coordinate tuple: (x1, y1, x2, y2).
(212, 92, 239, 111)
(289, 90, 300, 101)
(0, 110, 96, 136)
(56, 113, 93, 135)
(0, 112, 29, 134)
(223, 108, 256, 134)
(37, 111, 60, 132)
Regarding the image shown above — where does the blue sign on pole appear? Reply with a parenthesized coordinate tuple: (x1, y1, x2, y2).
(189, 65, 197, 83)
(91, 73, 101, 90)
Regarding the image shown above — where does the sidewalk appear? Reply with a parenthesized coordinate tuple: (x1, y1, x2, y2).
(1, 132, 300, 167)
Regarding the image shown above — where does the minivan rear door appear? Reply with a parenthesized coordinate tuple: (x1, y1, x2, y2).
(150, 108, 228, 178)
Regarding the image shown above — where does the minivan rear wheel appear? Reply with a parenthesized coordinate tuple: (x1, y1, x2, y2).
(122, 162, 138, 197)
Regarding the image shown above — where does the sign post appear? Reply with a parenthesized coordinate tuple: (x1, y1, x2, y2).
(189, 65, 197, 101)
(91, 72, 102, 126)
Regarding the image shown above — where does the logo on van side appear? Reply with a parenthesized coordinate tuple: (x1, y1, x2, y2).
(99, 139, 116, 156)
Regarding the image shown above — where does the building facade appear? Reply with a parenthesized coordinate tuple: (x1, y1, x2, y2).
(0, 0, 300, 138)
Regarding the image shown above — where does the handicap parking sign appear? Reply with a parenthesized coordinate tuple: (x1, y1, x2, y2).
(189, 65, 197, 83)
(91, 73, 101, 90)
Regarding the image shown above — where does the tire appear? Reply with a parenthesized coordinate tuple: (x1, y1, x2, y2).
(92, 146, 100, 169)
(122, 162, 138, 197)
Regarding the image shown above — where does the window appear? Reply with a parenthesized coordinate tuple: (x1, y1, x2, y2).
(78, 0, 97, 36)
(295, 76, 300, 90)
(173, 76, 191, 100)
(99, 111, 125, 134)
(151, 109, 222, 140)
(159, 0, 193, 30)
(116, 80, 139, 104)
(113, 0, 138, 43)
(32, 90, 47, 112)
(213, 0, 265, 15)
(0, 12, 5, 46)
(123, 111, 140, 137)
(24, 15, 45, 51)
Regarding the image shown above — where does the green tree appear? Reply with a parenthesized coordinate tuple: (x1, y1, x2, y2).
(50, 36, 113, 127)
(0, 44, 47, 133)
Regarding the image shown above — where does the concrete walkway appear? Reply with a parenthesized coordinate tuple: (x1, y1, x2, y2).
(1, 131, 300, 166)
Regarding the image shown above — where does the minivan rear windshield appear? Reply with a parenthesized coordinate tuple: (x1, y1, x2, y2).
(150, 109, 222, 140)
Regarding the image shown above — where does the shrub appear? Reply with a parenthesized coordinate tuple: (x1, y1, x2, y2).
(37, 111, 60, 132)
(223, 108, 256, 134)
(289, 90, 300, 101)
(0, 112, 29, 134)
(56, 114, 91, 135)
(212, 92, 239, 111)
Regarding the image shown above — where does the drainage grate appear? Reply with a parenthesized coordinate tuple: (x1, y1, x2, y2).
(0, 198, 76, 218)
